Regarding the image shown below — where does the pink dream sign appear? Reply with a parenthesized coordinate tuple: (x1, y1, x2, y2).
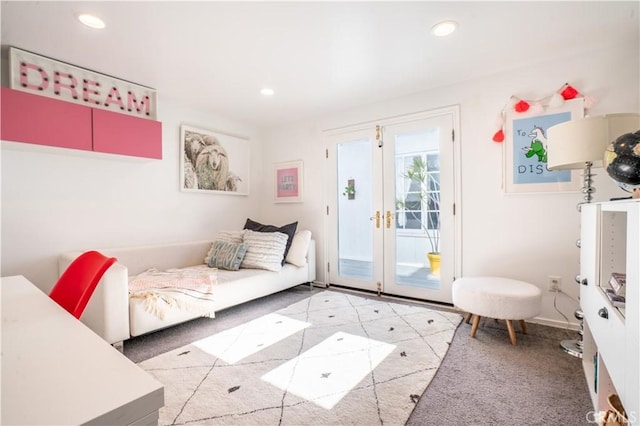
(277, 167, 299, 198)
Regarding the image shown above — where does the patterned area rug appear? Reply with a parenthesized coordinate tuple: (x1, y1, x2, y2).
(139, 291, 462, 425)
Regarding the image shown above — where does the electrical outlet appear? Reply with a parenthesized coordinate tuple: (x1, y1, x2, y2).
(548, 275, 562, 292)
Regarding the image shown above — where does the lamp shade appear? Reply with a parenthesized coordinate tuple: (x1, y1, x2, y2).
(547, 113, 640, 170)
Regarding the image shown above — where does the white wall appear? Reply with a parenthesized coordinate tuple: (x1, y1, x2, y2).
(1, 95, 263, 292)
(2, 39, 637, 327)
(260, 41, 640, 327)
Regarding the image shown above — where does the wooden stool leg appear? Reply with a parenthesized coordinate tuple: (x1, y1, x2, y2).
(519, 320, 528, 335)
(506, 320, 517, 345)
(464, 312, 472, 324)
(470, 315, 481, 338)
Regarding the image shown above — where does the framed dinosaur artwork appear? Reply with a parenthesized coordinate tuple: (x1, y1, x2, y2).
(503, 98, 584, 194)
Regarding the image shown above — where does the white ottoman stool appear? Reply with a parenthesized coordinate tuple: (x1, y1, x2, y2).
(452, 277, 542, 345)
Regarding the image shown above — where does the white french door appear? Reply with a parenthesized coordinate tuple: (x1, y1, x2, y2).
(325, 108, 459, 303)
(326, 126, 383, 293)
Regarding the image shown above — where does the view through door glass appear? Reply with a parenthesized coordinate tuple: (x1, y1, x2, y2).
(394, 134, 441, 288)
(337, 138, 373, 280)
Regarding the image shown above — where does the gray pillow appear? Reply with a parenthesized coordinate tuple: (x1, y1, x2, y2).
(207, 240, 248, 271)
(204, 230, 244, 264)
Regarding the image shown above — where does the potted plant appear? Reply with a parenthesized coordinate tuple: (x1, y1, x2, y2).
(342, 180, 356, 199)
(397, 156, 441, 275)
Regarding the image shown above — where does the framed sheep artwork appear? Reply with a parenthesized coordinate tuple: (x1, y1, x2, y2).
(180, 125, 250, 195)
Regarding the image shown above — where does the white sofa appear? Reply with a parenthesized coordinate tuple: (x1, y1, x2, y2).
(58, 238, 316, 347)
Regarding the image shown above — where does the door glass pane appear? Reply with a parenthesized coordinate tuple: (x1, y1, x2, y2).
(337, 139, 373, 279)
(394, 130, 440, 289)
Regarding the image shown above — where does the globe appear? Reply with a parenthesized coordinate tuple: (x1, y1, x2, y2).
(603, 130, 640, 193)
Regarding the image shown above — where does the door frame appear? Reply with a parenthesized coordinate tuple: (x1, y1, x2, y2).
(322, 105, 462, 301)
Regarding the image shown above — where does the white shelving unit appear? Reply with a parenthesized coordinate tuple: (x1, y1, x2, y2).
(581, 199, 639, 424)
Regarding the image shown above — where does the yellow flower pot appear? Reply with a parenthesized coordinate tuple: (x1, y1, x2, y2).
(427, 252, 441, 276)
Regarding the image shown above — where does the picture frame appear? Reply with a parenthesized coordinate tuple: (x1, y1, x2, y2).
(180, 124, 250, 195)
(274, 160, 303, 203)
(503, 98, 584, 194)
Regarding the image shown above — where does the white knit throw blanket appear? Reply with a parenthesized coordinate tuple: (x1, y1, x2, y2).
(128, 267, 217, 320)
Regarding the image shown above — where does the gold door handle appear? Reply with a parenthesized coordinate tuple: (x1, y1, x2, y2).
(369, 211, 381, 228)
(386, 211, 394, 228)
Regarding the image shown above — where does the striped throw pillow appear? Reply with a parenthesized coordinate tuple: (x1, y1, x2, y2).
(241, 230, 288, 272)
(204, 230, 244, 264)
(207, 240, 248, 271)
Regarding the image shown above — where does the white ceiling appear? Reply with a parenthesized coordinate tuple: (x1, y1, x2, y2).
(1, 1, 638, 129)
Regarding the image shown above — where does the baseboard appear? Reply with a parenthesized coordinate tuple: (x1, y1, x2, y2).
(528, 316, 580, 331)
(314, 283, 581, 331)
(321, 283, 457, 312)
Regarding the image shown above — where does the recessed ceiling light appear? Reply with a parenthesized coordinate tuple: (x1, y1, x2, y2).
(431, 20, 457, 37)
(260, 87, 275, 96)
(78, 14, 106, 29)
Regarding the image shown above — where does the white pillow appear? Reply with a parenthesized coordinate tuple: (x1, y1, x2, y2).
(241, 230, 288, 272)
(286, 230, 312, 267)
(204, 230, 244, 264)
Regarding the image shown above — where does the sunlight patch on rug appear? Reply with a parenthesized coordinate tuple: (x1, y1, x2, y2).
(139, 290, 462, 425)
(262, 331, 395, 409)
(193, 313, 311, 363)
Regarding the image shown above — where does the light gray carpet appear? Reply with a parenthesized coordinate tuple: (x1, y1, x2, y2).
(125, 286, 594, 425)
(410, 316, 593, 426)
(137, 290, 461, 425)
(125, 286, 318, 364)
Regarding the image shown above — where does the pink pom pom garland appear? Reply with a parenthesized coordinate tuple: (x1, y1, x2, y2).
(491, 83, 595, 143)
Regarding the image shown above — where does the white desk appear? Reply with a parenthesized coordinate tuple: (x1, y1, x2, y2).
(1, 275, 164, 425)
